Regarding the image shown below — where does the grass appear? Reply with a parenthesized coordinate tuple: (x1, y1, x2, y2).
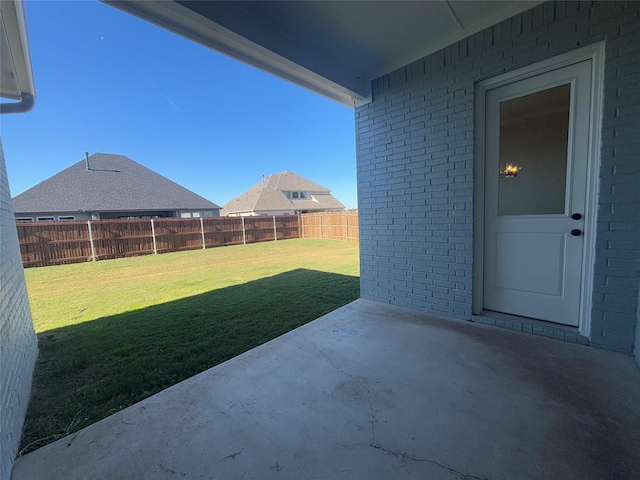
(20, 239, 359, 453)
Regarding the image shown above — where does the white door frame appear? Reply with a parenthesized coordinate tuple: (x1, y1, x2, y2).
(473, 43, 604, 337)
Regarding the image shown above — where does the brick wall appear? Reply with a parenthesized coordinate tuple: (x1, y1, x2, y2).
(637, 292, 640, 367)
(0, 139, 38, 479)
(356, 1, 640, 353)
(591, 1, 640, 353)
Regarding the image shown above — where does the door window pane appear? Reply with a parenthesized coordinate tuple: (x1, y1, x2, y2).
(498, 84, 571, 216)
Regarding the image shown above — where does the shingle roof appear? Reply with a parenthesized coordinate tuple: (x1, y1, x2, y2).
(12, 153, 220, 213)
(221, 171, 345, 215)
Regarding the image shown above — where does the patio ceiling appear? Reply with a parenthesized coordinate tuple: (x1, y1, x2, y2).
(103, 1, 542, 106)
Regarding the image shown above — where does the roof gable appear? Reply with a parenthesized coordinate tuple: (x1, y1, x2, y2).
(222, 171, 344, 215)
(12, 153, 220, 213)
(274, 171, 330, 193)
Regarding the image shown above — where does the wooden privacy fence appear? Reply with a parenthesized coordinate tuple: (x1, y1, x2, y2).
(300, 211, 359, 243)
(17, 216, 300, 268)
(16, 212, 358, 267)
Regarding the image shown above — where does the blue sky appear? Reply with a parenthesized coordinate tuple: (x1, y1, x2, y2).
(1, 0, 358, 209)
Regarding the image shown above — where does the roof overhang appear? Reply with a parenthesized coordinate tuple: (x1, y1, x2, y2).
(0, 0, 35, 113)
(103, 1, 542, 107)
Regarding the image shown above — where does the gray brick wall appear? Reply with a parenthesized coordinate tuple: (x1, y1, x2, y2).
(356, 1, 640, 353)
(637, 290, 640, 367)
(591, 1, 640, 353)
(0, 139, 38, 479)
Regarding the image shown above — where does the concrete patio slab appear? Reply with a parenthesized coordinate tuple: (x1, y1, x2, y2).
(12, 299, 640, 480)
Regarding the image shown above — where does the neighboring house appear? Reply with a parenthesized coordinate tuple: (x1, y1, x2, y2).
(221, 171, 345, 216)
(110, 1, 640, 362)
(12, 153, 220, 221)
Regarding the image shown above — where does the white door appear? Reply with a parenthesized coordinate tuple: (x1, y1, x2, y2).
(483, 60, 592, 326)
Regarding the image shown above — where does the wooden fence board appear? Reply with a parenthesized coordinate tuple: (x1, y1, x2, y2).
(153, 218, 204, 253)
(17, 221, 92, 268)
(274, 216, 299, 240)
(202, 217, 245, 247)
(300, 211, 359, 242)
(244, 216, 276, 243)
(91, 220, 154, 260)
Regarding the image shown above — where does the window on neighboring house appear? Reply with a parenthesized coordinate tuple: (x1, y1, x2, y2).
(284, 191, 306, 199)
(15, 217, 33, 222)
(37, 217, 55, 221)
(58, 216, 75, 221)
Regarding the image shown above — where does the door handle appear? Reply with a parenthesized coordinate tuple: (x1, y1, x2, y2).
(571, 229, 582, 236)
(571, 213, 582, 220)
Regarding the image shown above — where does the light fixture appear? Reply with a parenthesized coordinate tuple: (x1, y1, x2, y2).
(499, 163, 520, 178)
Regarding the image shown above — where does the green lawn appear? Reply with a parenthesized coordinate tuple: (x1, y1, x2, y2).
(21, 239, 359, 453)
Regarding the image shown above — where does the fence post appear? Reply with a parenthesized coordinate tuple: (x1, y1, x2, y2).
(150, 218, 157, 255)
(300, 213, 304, 239)
(320, 213, 323, 239)
(345, 211, 349, 241)
(87, 221, 96, 262)
(200, 216, 206, 249)
(241, 216, 247, 245)
(273, 216, 277, 241)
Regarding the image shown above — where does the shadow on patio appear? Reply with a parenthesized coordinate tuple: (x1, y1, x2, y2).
(12, 299, 640, 480)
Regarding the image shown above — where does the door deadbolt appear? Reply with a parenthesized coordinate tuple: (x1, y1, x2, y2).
(571, 213, 583, 220)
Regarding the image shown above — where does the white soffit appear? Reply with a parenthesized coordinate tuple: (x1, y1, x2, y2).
(0, 0, 35, 112)
(104, 1, 543, 107)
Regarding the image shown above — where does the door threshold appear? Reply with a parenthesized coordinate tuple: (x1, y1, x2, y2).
(472, 311, 589, 346)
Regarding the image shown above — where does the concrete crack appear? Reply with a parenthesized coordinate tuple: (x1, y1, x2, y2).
(372, 444, 488, 480)
(221, 449, 243, 461)
(320, 348, 487, 480)
(271, 458, 283, 472)
(318, 348, 378, 446)
(158, 463, 187, 477)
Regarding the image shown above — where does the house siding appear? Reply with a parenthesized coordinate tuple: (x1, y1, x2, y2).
(0, 141, 38, 479)
(356, 1, 640, 353)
